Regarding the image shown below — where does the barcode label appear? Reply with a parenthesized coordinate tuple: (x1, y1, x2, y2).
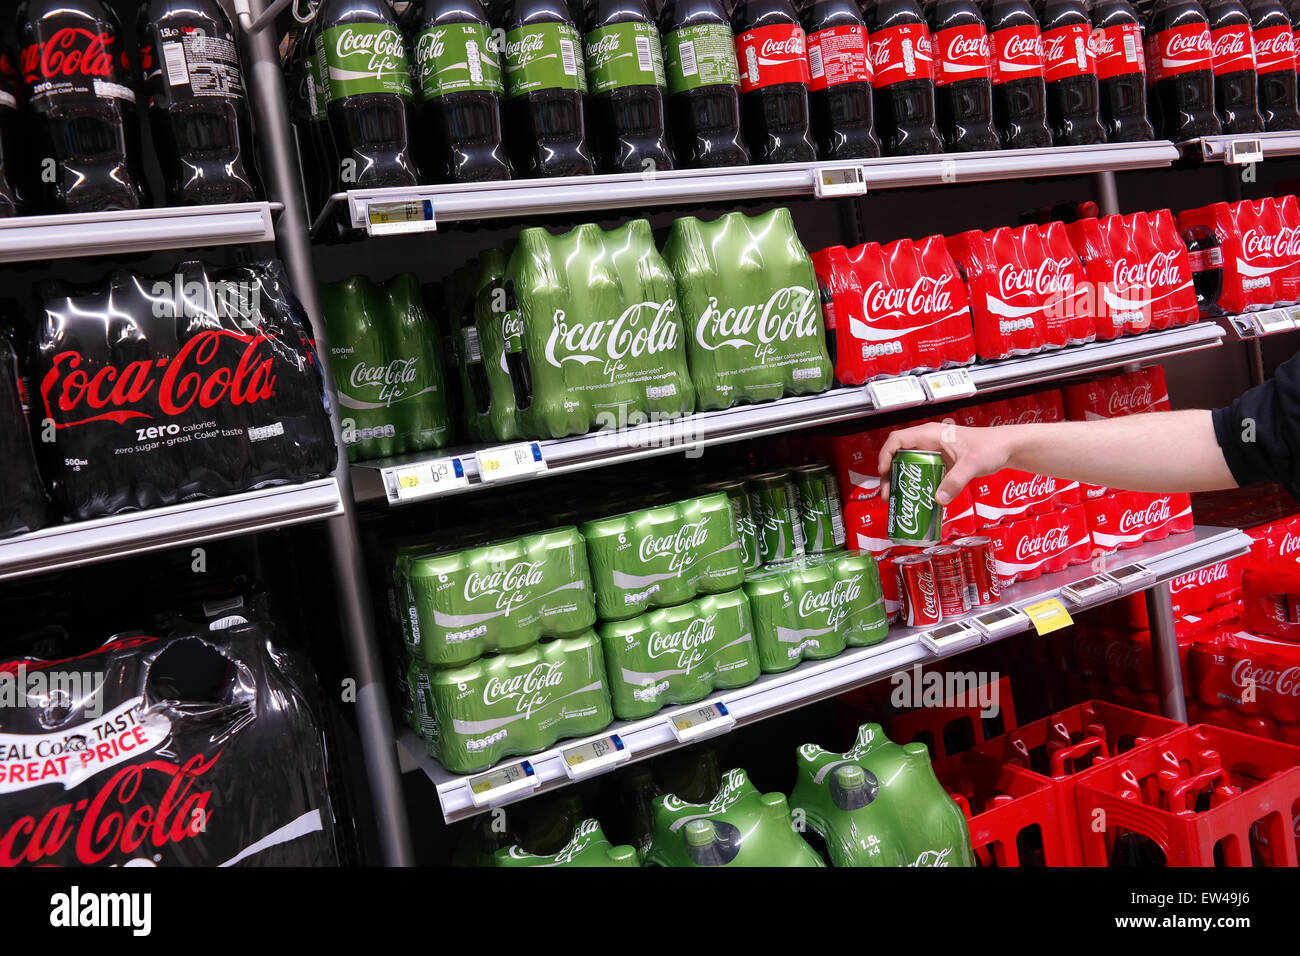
(790, 507, 807, 553)
(163, 41, 190, 86)
(793, 365, 822, 381)
(830, 508, 845, 547)
(462, 326, 483, 363)
(809, 44, 824, 78)
(902, 38, 916, 74)
(646, 383, 677, 399)
(636, 35, 653, 73)
(467, 41, 483, 83)
(1123, 31, 1136, 62)
(679, 39, 698, 76)
(560, 38, 578, 75)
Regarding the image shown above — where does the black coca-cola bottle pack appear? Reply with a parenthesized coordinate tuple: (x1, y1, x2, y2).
(927, 0, 1000, 151)
(983, 0, 1053, 148)
(1090, 0, 1154, 141)
(1145, 0, 1222, 140)
(732, 0, 817, 163)
(867, 0, 943, 155)
(801, 0, 881, 159)
(1037, 0, 1106, 145)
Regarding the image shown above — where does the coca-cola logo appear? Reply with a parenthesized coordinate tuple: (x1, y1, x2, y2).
(863, 274, 955, 318)
(997, 258, 1075, 297)
(1001, 473, 1057, 506)
(638, 518, 710, 574)
(1243, 228, 1300, 260)
(946, 34, 989, 62)
(695, 287, 818, 362)
(333, 26, 405, 64)
(463, 560, 545, 609)
(760, 35, 804, 59)
(915, 566, 939, 619)
(891, 460, 934, 536)
(1014, 524, 1071, 560)
(1117, 497, 1172, 533)
(1002, 33, 1044, 61)
(1165, 30, 1212, 58)
(797, 575, 863, 628)
(349, 358, 421, 406)
(1171, 561, 1230, 593)
(1106, 639, 1140, 674)
(1212, 29, 1251, 60)
(1255, 30, 1294, 61)
(1114, 251, 1181, 291)
(545, 301, 679, 376)
(1106, 382, 1153, 416)
(647, 615, 717, 672)
(1231, 658, 1300, 697)
(21, 28, 117, 84)
(482, 661, 565, 716)
(0, 753, 217, 866)
(40, 331, 277, 428)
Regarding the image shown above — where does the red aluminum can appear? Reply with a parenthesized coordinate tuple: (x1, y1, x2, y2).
(924, 544, 969, 617)
(953, 535, 1000, 607)
(895, 553, 942, 627)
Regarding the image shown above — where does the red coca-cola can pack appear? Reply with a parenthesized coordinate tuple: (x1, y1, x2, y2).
(953, 534, 1000, 607)
(895, 553, 942, 626)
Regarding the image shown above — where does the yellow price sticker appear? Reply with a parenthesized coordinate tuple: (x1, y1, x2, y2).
(565, 752, 584, 767)
(1021, 598, 1073, 636)
(399, 473, 421, 489)
(481, 457, 501, 471)
(470, 780, 493, 795)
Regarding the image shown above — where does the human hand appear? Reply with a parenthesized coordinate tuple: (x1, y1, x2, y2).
(877, 421, 1016, 505)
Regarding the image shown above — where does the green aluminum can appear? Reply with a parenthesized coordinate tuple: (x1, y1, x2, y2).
(598, 589, 760, 721)
(581, 492, 745, 621)
(401, 526, 596, 667)
(703, 479, 760, 573)
(791, 463, 846, 554)
(747, 472, 805, 565)
(887, 449, 946, 546)
(419, 631, 613, 774)
(743, 550, 888, 673)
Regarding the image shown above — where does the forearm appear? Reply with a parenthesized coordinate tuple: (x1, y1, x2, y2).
(1000, 410, 1238, 493)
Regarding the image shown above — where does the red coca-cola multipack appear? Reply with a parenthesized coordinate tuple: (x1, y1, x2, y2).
(944, 220, 1093, 360)
(1065, 209, 1199, 339)
(1177, 196, 1300, 314)
(1085, 490, 1196, 551)
(986, 503, 1093, 585)
(1062, 365, 1170, 499)
(812, 235, 976, 383)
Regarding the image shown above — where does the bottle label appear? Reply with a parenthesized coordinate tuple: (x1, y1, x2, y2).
(504, 22, 587, 96)
(1253, 24, 1296, 75)
(142, 24, 245, 105)
(1042, 22, 1095, 82)
(807, 25, 871, 92)
(19, 25, 134, 106)
(869, 22, 934, 89)
(1145, 23, 1213, 85)
(735, 24, 811, 93)
(585, 21, 666, 94)
(414, 23, 504, 98)
(1210, 24, 1256, 76)
(932, 24, 992, 87)
(1093, 23, 1145, 80)
(319, 24, 412, 100)
(989, 25, 1045, 85)
(664, 24, 740, 93)
(1186, 247, 1224, 271)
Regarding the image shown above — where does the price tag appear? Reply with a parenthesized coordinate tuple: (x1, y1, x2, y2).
(560, 734, 628, 780)
(1229, 313, 1262, 338)
(920, 620, 982, 655)
(971, 605, 1030, 639)
(465, 760, 538, 807)
(367, 199, 436, 236)
(866, 376, 927, 410)
(1021, 597, 1074, 636)
(668, 701, 735, 743)
(1224, 138, 1264, 165)
(1256, 308, 1295, 335)
(476, 442, 547, 482)
(1287, 306, 1300, 325)
(385, 457, 468, 503)
(814, 164, 867, 198)
(1103, 562, 1155, 591)
(921, 368, 977, 402)
(1060, 574, 1121, 606)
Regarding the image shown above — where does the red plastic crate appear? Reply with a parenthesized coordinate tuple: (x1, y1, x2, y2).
(935, 750, 1075, 867)
(886, 675, 1018, 761)
(1072, 724, 1300, 866)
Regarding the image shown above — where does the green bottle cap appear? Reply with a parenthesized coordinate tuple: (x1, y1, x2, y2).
(834, 764, 866, 790)
(685, 819, 716, 847)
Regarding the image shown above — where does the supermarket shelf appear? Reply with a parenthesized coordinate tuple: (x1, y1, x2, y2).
(352, 321, 1224, 505)
(0, 477, 343, 581)
(1216, 305, 1300, 341)
(401, 525, 1253, 824)
(0, 201, 281, 264)
(316, 141, 1178, 237)
(1181, 130, 1300, 165)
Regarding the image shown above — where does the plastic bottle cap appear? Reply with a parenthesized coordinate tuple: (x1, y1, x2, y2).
(685, 819, 716, 846)
(834, 764, 867, 790)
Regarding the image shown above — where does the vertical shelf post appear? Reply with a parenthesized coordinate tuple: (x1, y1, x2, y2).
(1145, 581, 1189, 722)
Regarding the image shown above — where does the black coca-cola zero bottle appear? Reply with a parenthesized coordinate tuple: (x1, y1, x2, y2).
(406, 0, 512, 183)
(927, 0, 1000, 151)
(1090, 0, 1154, 141)
(1182, 222, 1224, 314)
(501, 0, 596, 177)
(1146, 0, 1222, 140)
(138, 0, 261, 206)
(983, 0, 1052, 148)
(801, 0, 881, 159)
(866, 0, 944, 154)
(314, 0, 420, 191)
(732, 0, 817, 162)
(1037, 0, 1106, 143)
(1247, 0, 1300, 130)
(17, 0, 149, 213)
(658, 0, 750, 167)
(1206, 0, 1265, 133)
(584, 0, 675, 172)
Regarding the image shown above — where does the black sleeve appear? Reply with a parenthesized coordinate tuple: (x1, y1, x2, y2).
(1212, 349, 1300, 496)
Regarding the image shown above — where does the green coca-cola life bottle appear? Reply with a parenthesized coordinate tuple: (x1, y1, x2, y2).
(493, 819, 640, 866)
(320, 273, 453, 461)
(449, 247, 528, 443)
(662, 207, 834, 411)
(504, 218, 696, 438)
(789, 723, 976, 867)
